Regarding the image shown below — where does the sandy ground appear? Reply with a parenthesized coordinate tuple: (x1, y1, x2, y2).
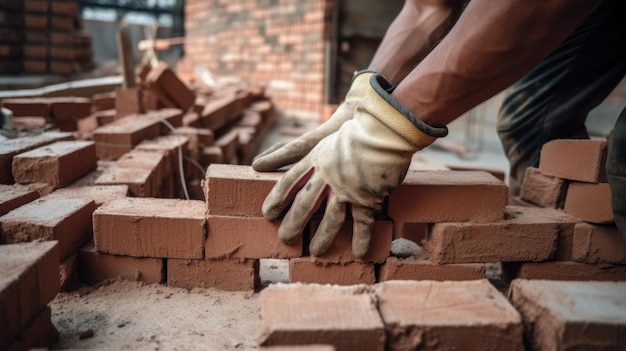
(51, 260, 289, 351)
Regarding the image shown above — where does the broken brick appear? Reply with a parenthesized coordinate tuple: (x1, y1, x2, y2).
(146, 61, 196, 110)
(12, 141, 97, 188)
(388, 171, 508, 223)
(378, 257, 486, 281)
(375, 280, 523, 351)
(289, 258, 375, 285)
(168, 258, 259, 291)
(510, 279, 626, 351)
(572, 222, 626, 264)
(93, 198, 206, 259)
(520, 167, 567, 208)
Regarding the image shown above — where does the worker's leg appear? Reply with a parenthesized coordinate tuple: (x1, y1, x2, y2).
(607, 107, 626, 240)
(497, 0, 626, 195)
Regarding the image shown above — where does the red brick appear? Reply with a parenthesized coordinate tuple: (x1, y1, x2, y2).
(146, 62, 196, 110)
(95, 149, 166, 197)
(49, 97, 92, 122)
(204, 164, 282, 217)
(24, 0, 49, 13)
(92, 114, 161, 160)
(145, 108, 184, 134)
(0, 241, 59, 349)
(78, 242, 164, 285)
(115, 88, 142, 119)
(289, 258, 375, 285)
(392, 222, 427, 243)
(24, 15, 48, 29)
(426, 206, 577, 264)
(539, 139, 608, 183)
(510, 279, 626, 351)
(564, 182, 613, 224)
(378, 257, 486, 281)
(2, 98, 51, 117)
(23, 60, 48, 73)
(199, 145, 223, 166)
(49, 185, 128, 207)
(95, 109, 116, 126)
(50, 32, 74, 46)
(215, 130, 240, 163)
(7, 306, 59, 351)
(51, 1, 78, 16)
(503, 261, 626, 281)
(520, 167, 567, 208)
(11, 116, 48, 130)
(206, 215, 301, 259)
(23, 45, 48, 59)
(93, 197, 206, 259)
(307, 219, 392, 264)
(92, 91, 116, 111)
(201, 94, 244, 130)
(572, 222, 626, 264)
(77, 114, 99, 134)
(49, 60, 75, 75)
(23, 31, 47, 44)
(12, 141, 97, 188)
(50, 16, 73, 31)
(0, 196, 95, 260)
(388, 171, 507, 223)
(375, 280, 523, 351)
(258, 284, 385, 351)
(0, 184, 39, 216)
(167, 258, 259, 291)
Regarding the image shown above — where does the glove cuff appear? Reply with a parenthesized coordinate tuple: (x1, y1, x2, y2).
(370, 74, 448, 139)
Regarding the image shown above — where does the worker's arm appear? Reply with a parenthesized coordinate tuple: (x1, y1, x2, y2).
(395, 0, 601, 127)
(369, 0, 464, 85)
(253, 0, 462, 172)
(262, 0, 602, 258)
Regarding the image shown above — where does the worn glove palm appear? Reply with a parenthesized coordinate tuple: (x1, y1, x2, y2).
(262, 74, 448, 257)
(252, 70, 375, 172)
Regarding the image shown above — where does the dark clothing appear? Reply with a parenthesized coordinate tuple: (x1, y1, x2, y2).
(497, 0, 626, 239)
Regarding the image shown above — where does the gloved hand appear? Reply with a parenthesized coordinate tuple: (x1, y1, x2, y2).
(252, 70, 376, 172)
(262, 74, 448, 257)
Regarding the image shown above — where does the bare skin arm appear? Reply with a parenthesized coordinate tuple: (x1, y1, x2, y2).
(394, 0, 602, 127)
(369, 0, 465, 85)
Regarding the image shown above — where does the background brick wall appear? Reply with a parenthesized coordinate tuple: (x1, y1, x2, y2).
(184, 0, 333, 120)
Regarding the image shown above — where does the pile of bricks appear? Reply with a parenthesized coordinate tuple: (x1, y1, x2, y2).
(505, 138, 626, 280)
(1, 96, 92, 131)
(0, 0, 94, 75)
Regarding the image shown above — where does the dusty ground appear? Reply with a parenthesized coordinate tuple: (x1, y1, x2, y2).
(51, 260, 289, 351)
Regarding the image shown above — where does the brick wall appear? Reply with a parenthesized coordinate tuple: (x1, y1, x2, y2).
(184, 0, 333, 119)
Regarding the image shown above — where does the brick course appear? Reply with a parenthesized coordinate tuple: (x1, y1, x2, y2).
(378, 257, 486, 281)
(168, 258, 259, 291)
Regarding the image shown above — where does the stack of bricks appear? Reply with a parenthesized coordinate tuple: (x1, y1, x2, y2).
(0, 0, 94, 75)
(0, 241, 60, 351)
(257, 279, 626, 350)
(504, 138, 626, 280)
(183, 0, 332, 118)
(1, 96, 93, 132)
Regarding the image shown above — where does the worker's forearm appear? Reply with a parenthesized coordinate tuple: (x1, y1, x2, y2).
(369, 0, 464, 85)
(394, 0, 602, 127)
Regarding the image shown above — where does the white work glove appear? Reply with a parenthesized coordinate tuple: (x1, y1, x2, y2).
(262, 74, 448, 257)
(252, 70, 376, 171)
